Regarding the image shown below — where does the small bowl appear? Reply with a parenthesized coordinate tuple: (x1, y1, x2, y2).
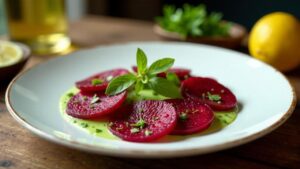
(154, 22, 247, 49)
(0, 42, 31, 83)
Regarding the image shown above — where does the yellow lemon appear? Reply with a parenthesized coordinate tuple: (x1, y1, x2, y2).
(249, 12, 300, 72)
(0, 41, 22, 68)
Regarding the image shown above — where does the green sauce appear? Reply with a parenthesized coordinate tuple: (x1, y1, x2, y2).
(60, 87, 238, 142)
(59, 87, 117, 140)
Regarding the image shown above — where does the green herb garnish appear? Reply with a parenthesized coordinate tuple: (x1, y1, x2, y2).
(145, 129, 152, 136)
(130, 128, 140, 133)
(179, 113, 188, 121)
(95, 129, 102, 133)
(91, 94, 100, 104)
(67, 93, 74, 97)
(207, 92, 221, 102)
(106, 75, 114, 81)
(91, 78, 103, 85)
(156, 4, 231, 38)
(105, 48, 181, 98)
(131, 118, 146, 128)
(81, 123, 88, 128)
(166, 72, 180, 86)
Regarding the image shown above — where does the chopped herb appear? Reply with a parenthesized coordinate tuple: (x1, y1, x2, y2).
(67, 93, 74, 97)
(145, 129, 152, 136)
(153, 116, 159, 121)
(116, 127, 123, 130)
(95, 129, 102, 133)
(106, 75, 114, 81)
(207, 92, 221, 102)
(81, 123, 88, 128)
(130, 128, 140, 133)
(91, 78, 103, 85)
(131, 118, 146, 128)
(137, 108, 144, 113)
(91, 94, 100, 104)
(179, 113, 188, 121)
(82, 96, 88, 101)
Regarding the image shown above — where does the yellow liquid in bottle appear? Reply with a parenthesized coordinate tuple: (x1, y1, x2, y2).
(5, 0, 71, 55)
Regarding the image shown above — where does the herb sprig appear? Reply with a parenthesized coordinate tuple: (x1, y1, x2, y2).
(105, 48, 182, 98)
(156, 4, 231, 38)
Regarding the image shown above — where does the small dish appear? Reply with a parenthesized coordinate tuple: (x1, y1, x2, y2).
(0, 42, 31, 83)
(154, 22, 247, 49)
(5, 42, 296, 158)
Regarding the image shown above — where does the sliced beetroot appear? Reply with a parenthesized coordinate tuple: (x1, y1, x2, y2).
(76, 69, 129, 92)
(66, 91, 127, 119)
(166, 98, 214, 135)
(132, 66, 191, 80)
(181, 77, 237, 110)
(109, 100, 177, 142)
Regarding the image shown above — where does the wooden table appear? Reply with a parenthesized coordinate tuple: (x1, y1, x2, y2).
(1, 16, 300, 169)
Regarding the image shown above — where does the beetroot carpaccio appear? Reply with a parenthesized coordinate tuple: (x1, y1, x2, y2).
(181, 77, 237, 110)
(109, 100, 177, 142)
(63, 49, 238, 142)
(166, 98, 214, 135)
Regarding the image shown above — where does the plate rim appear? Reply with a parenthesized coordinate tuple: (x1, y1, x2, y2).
(5, 41, 297, 158)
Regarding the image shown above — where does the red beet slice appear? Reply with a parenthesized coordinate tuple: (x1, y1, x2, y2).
(76, 69, 129, 92)
(181, 77, 237, 110)
(109, 100, 177, 142)
(132, 66, 191, 80)
(166, 98, 214, 135)
(66, 91, 127, 119)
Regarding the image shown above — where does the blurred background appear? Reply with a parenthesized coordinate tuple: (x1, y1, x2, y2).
(1, 0, 300, 35)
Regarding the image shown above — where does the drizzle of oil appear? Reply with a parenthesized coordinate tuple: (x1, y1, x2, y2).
(60, 87, 238, 142)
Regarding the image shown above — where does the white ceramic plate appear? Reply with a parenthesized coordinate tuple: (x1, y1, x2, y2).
(6, 42, 296, 158)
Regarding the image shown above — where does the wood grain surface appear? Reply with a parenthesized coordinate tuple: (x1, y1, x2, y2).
(0, 16, 299, 169)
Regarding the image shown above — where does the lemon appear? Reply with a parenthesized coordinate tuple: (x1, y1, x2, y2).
(249, 12, 300, 72)
(0, 41, 23, 68)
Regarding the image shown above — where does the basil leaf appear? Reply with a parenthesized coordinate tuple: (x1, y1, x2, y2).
(136, 48, 147, 75)
(156, 4, 230, 38)
(166, 72, 180, 86)
(149, 77, 181, 98)
(148, 58, 174, 75)
(135, 80, 144, 94)
(105, 74, 137, 95)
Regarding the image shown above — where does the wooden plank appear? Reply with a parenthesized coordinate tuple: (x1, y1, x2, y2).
(0, 108, 278, 169)
(69, 15, 160, 47)
(228, 108, 300, 169)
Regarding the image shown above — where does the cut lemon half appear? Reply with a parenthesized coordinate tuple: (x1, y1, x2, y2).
(0, 41, 23, 68)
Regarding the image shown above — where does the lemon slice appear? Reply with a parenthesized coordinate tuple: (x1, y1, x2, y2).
(0, 41, 23, 68)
